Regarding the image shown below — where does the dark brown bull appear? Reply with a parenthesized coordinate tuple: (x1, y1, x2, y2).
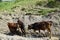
(28, 21, 53, 38)
(17, 19, 26, 35)
(7, 19, 26, 35)
(7, 23, 18, 34)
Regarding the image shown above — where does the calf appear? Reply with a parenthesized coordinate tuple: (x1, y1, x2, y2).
(28, 21, 53, 38)
(7, 23, 18, 34)
(17, 19, 26, 35)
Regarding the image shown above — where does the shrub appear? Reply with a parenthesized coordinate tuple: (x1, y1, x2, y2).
(55, 0, 60, 2)
(46, 1, 56, 8)
(0, 0, 2, 2)
(38, 9, 57, 15)
(36, 1, 47, 6)
(38, 10, 48, 15)
(21, 8, 25, 11)
(15, 0, 24, 3)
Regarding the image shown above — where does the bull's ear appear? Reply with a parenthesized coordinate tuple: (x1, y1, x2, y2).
(28, 25, 31, 27)
(49, 21, 53, 25)
(28, 25, 30, 27)
(50, 21, 53, 23)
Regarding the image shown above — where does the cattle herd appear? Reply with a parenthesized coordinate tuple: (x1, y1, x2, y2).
(7, 18, 53, 38)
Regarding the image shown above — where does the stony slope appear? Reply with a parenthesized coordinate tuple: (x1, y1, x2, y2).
(0, 11, 60, 40)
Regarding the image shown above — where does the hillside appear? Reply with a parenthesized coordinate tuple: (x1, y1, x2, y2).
(0, 0, 60, 40)
(0, 0, 60, 15)
(0, 11, 60, 40)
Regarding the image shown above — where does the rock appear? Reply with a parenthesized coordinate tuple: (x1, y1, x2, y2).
(0, 33, 52, 40)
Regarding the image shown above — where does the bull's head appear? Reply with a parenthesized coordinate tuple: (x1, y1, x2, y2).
(28, 24, 32, 30)
(48, 21, 53, 26)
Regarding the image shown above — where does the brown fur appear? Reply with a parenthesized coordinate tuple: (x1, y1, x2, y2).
(7, 19, 26, 35)
(7, 23, 18, 33)
(17, 19, 26, 35)
(28, 21, 53, 38)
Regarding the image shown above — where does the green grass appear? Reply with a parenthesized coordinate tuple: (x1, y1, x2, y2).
(0, 0, 60, 15)
(0, 0, 41, 11)
(0, 2, 14, 10)
(0, 0, 50, 11)
(38, 9, 57, 15)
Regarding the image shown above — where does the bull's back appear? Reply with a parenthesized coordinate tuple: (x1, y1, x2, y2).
(32, 22, 45, 30)
(8, 23, 18, 28)
(32, 21, 52, 30)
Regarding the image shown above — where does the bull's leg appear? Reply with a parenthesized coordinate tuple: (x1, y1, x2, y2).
(39, 30, 40, 33)
(21, 29, 24, 36)
(34, 29, 36, 33)
(22, 29, 26, 35)
(9, 27, 14, 33)
(47, 27, 51, 39)
(33, 29, 36, 34)
(42, 30, 45, 37)
(21, 28, 26, 36)
(9, 28, 14, 33)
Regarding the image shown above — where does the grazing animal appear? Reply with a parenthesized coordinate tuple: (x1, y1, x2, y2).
(7, 23, 18, 34)
(28, 21, 53, 38)
(17, 19, 26, 35)
(7, 18, 26, 36)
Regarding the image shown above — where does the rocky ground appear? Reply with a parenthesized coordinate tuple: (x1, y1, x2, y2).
(0, 11, 60, 40)
(0, 5, 60, 40)
(0, 33, 59, 40)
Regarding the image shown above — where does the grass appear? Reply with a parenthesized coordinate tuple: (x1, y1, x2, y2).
(0, 0, 60, 15)
(38, 9, 57, 15)
(0, 0, 40, 11)
(0, 2, 14, 11)
(25, 7, 58, 15)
